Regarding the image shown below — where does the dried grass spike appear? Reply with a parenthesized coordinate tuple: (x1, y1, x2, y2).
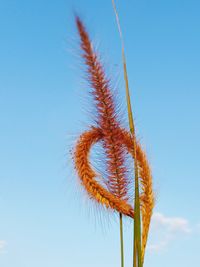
(74, 127, 134, 218)
(75, 16, 129, 201)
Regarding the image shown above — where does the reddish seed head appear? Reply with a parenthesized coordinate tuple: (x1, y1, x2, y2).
(73, 18, 154, 232)
(75, 16, 129, 200)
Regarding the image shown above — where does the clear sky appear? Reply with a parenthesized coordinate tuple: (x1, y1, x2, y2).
(0, 0, 200, 266)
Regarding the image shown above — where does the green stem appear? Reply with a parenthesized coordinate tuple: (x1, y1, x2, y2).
(119, 213, 124, 267)
(111, 1, 143, 266)
(122, 32, 143, 267)
(133, 156, 142, 267)
(134, 238, 137, 267)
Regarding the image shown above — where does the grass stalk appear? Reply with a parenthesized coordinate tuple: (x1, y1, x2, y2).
(119, 213, 124, 267)
(111, 1, 142, 267)
(75, 12, 154, 267)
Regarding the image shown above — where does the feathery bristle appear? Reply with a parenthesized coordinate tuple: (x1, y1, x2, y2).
(138, 149, 154, 263)
(74, 124, 154, 223)
(73, 18, 154, 233)
(74, 127, 134, 217)
(75, 16, 128, 200)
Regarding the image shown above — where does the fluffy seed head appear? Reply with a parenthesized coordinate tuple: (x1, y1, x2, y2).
(76, 16, 129, 200)
(73, 18, 154, 239)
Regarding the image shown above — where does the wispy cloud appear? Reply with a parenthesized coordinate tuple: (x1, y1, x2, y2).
(152, 212, 191, 233)
(148, 212, 191, 252)
(0, 240, 7, 254)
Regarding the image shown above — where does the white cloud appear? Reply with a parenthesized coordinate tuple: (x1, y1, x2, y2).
(148, 239, 169, 252)
(152, 212, 191, 233)
(148, 212, 191, 252)
(0, 240, 7, 253)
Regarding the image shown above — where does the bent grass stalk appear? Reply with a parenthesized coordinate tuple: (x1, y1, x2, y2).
(75, 17, 129, 267)
(73, 14, 154, 267)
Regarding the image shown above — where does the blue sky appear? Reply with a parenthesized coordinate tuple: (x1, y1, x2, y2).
(0, 0, 200, 266)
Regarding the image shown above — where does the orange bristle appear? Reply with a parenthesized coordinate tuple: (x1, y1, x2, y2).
(75, 16, 129, 200)
(74, 127, 134, 217)
(73, 17, 154, 229)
